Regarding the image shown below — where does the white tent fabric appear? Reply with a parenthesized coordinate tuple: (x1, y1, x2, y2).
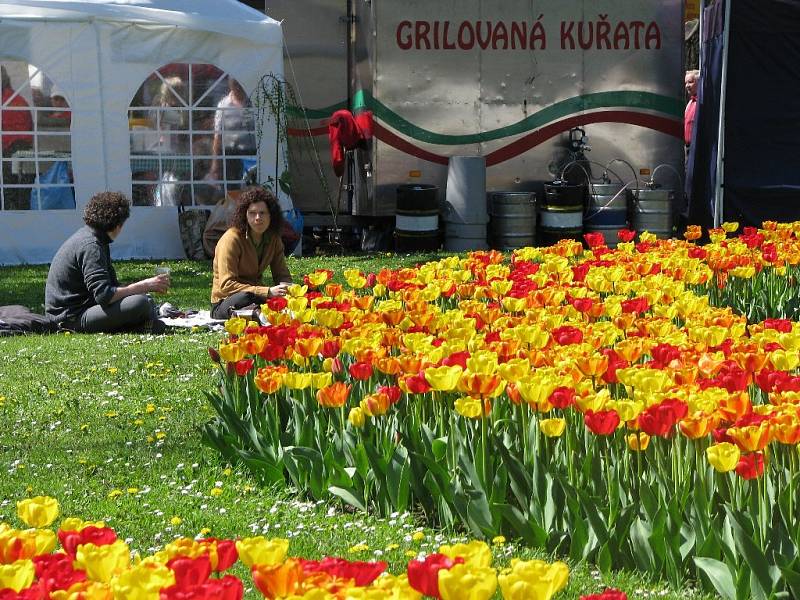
(0, 0, 286, 264)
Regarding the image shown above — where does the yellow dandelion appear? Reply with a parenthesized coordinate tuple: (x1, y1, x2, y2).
(127, 488, 139, 495)
(412, 532, 425, 542)
(348, 544, 369, 554)
(209, 488, 223, 497)
(107, 489, 123, 499)
(492, 535, 506, 545)
(145, 404, 156, 414)
(170, 516, 182, 526)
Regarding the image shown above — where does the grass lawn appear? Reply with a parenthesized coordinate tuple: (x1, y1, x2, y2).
(0, 257, 713, 599)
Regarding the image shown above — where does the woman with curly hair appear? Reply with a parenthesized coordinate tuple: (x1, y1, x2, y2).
(210, 186, 292, 319)
(45, 191, 170, 332)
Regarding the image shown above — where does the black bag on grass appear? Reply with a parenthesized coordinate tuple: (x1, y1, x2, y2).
(0, 305, 56, 336)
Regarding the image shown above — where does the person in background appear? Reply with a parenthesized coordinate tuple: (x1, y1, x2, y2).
(684, 70, 700, 151)
(209, 78, 256, 189)
(1, 65, 34, 210)
(45, 191, 170, 333)
(210, 186, 291, 319)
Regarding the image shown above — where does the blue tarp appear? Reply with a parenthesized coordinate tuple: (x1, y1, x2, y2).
(687, 0, 800, 228)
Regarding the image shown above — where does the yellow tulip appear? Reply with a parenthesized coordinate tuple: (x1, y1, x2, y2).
(497, 559, 569, 600)
(0, 559, 35, 593)
(16, 496, 59, 528)
(75, 540, 131, 583)
(218, 342, 245, 364)
(111, 562, 175, 600)
(721, 221, 739, 233)
(627, 432, 650, 451)
(286, 284, 308, 297)
(438, 563, 497, 600)
(466, 351, 499, 375)
(235, 537, 289, 568)
(539, 418, 566, 438)
(706, 442, 741, 473)
(368, 573, 422, 600)
(454, 397, 484, 419)
(771, 349, 800, 371)
(223, 316, 247, 335)
(348, 407, 366, 428)
(424, 365, 464, 392)
(283, 371, 312, 390)
(438, 540, 493, 568)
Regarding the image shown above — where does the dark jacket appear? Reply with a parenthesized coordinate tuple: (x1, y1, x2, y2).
(45, 226, 119, 324)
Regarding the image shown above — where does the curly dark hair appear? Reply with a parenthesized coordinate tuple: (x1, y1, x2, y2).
(83, 192, 131, 231)
(230, 186, 284, 235)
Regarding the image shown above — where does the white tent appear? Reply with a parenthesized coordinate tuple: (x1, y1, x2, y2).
(0, 0, 285, 264)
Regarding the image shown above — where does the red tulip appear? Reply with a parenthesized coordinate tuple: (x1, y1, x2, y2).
(58, 525, 117, 557)
(581, 589, 628, 600)
(617, 229, 636, 242)
(234, 359, 255, 377)
(549, 386, 576, 409)
(584, 409, 620, 436)
(442, 351, 470, 369)
(207, 347, 221, 364)
(167, 556, 212, 589)
(321, 339, 341, 359)
(620, 297, 649, 315)
(377, 385, 402, 405)
(33, 553, 86, 591)
(301, 557, 387, 586)
(405, 373, 432, 394)
(161, 574, 243, 600)
(584, 232, 606, 248)
(735, 452, 765, 480)
(349, 361, 374, 381)
(551, 325, 583, 345)
(266, 296, 288, 312)
(407, 553, 463, 598)
(638, 399, 687, 437)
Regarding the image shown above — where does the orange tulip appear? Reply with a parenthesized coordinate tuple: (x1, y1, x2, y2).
(718, 392, 752, 422)
(294, 337, 323, 359)
(380, 310, 405, 327)
(361, 392, 392, 417)
(316, 382, 352, 408)
(374, 356, 402, 376)
(255, 368, 284, 395)
(324, 283, 343, 298)
(397, 354, 424, 375)
(457, 372, 503, 398)
(771, 414, 800, 445)
(679, 413, 713, 439)
(727, 422, 772, 452)
(252, 558, 304, 599)
(576, 355, 609, 378)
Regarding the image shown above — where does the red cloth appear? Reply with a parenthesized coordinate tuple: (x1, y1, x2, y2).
(1, 88, 33, 152)
(684, 96, 697, 146)
(328, 110, 373, 176)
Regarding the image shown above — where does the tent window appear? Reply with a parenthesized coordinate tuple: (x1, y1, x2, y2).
(129, 63, 257, 207)
(1, 60, 74, 211)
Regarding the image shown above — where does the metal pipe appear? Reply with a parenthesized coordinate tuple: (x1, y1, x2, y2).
(713, 0, 731, 226)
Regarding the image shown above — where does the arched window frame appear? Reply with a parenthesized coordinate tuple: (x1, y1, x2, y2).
(1, 60, 74, 211)
(128, 63, 258, 208)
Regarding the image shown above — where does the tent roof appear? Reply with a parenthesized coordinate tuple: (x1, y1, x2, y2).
(0, 0, 281, 44)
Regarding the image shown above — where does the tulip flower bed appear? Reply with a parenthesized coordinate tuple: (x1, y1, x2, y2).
(205, 225, 800, 599)
(2, 495, 636, 599)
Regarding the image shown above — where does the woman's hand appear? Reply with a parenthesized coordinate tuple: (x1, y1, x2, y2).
(268, 282, 289, 298)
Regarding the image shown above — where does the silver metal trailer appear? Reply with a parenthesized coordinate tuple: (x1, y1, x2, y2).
(263, 0, 685, 228)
